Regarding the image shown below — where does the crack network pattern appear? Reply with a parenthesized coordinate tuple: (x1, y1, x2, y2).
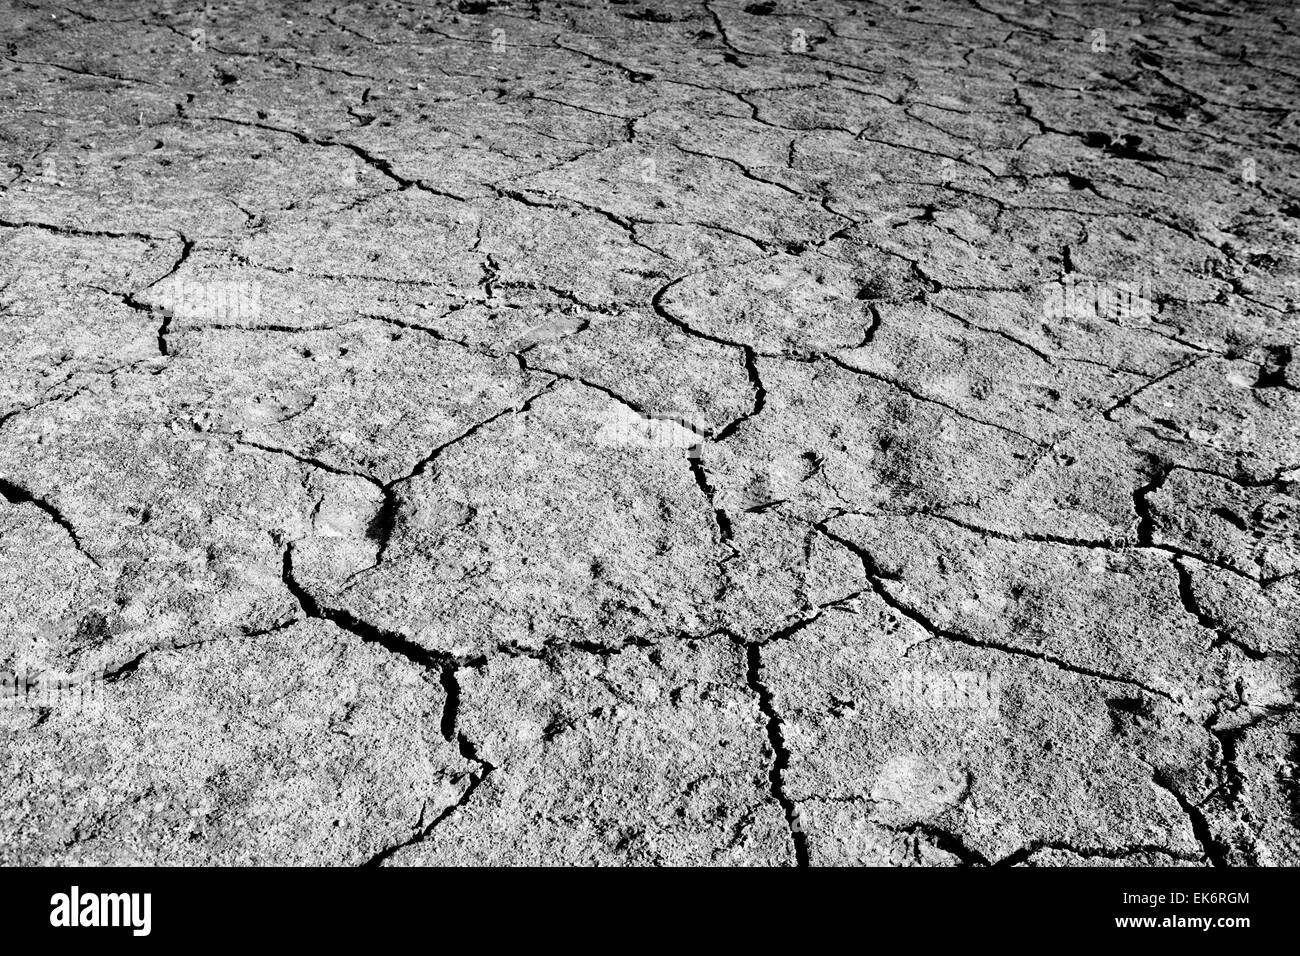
(0, 0, 1297, 867)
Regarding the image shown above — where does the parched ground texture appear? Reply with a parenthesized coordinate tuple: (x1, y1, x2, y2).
(0, 0, 1297, 867)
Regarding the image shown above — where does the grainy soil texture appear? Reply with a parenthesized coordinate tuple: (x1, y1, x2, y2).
(0, 0, 1297, 867)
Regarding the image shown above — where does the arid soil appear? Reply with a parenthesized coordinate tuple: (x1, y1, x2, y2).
(1, 0, 1297, 866)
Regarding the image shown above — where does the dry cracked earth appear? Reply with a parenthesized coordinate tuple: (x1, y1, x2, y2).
(0, 0, 1297, 868)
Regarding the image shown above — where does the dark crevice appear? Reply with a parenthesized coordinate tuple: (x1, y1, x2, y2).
(1174, 558, 1266, 660)
(103, 650, 146, 683)
(281, 544, 446, 673)
(688, 449, 735, 605)
(0, 217, 170, 243)
(994, 840, 1198, 867)
(283, 543, 497, 868)
(1255, 345, 1295, 390)
(1132, 467, 1169, 547)
(817, 522, 1174, 700)
(0, 478, 100, 567)
(1103, 359, 1202, 423)
(210, 116, 472, 202)
(687, 452, 733, 543)
(1209, 725, 1246, 806)
(884, 822, 991, 866)
(824, 353, 1045, 447)
(364, 661, 496, 867)
(519, 355, 708, 438)
(1150, 768, 1229, 867)
(439, 665, 461, 743)
(230, 437, 380, 484)
(149, 235, 195, 356)
(356, 381, 558, 575)
(713, 346, 768, 443)
(739, 639, 808, 867)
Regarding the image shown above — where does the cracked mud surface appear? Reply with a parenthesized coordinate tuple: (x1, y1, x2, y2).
(1, 0, 1297, 867)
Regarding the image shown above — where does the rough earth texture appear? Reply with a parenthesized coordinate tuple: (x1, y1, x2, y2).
(0, 0, 1297, 867)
